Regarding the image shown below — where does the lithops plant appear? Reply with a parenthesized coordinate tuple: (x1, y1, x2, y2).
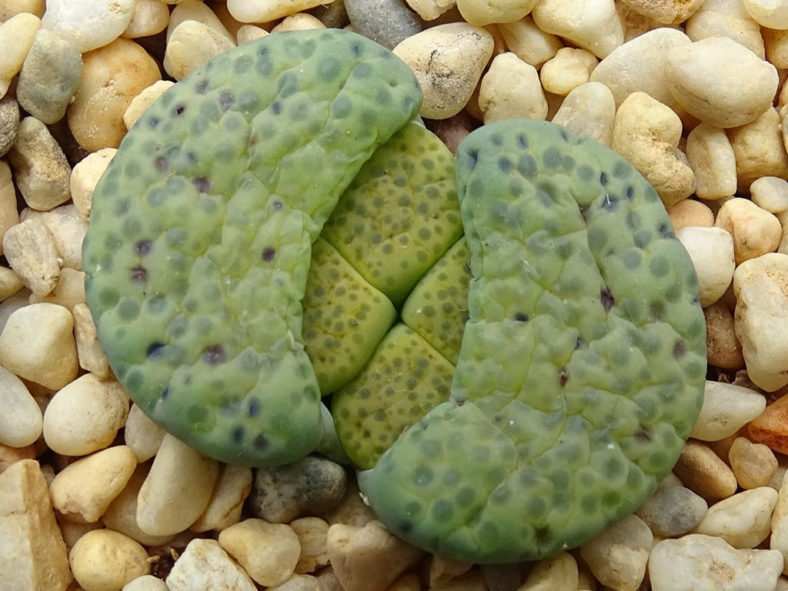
(359, 120, 707, 562)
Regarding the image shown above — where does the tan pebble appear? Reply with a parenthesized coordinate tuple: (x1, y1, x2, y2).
(237, 24, 269, 45)
(771, 471, 788, 574)
(743, 0, 788, 28)
(580, 515, 652, 591)
(478, 51, 546, 123)
(686, 123, 737, 200)
(539, 47, 596, 96)
(532, 0, 623, 58)
(686, 0, 765, 58)
(166, 538, 256, 591)
(618, 0, 703, 25)
(551, 81, 615, 147)
(123, 81, 174, 131)
(164, 19, 236, 81)
(0, 0, 45, 20)
(0, 266, 24, 300)
(0, 290, 31, 333)
(519, 552, 578, 590)
(0, 441, 36, 473)
(123, 403, 166, 462)
(23, 204, 88, 271)
(764, 28, 788, 69)
(103, 463, 175, 547)
(43, 373, 129, 457)
(716, 198, 782, 264)
(495, 16, 562, 68)
(673, 439, 738, 502)
(218, 518, 301, 587)
(732, 253, 788, 391)
(589, 27, 691, 114)
(428, 555, 472, 587)
(167, 0, 235, 43)
(123, 0, 170, 39)
(136, 433, 219, 536)
(292, 516, 330, 574)
(271, 13, 326, 32)
(405, 0, 456, 21)
(0, 158, 20, 252)
(666, 37, 777, 128)
(3, 219, 60, 297)
(769, 463, 788, 491)
(29, 268, 86, 310)
(748, 393, 788, 454)
(70, 148, 117, 221)
(226, 0, 334, 23)
(456, 0, 537, 26)
(690, 381, 766, 442)
(72, 302, 111, 378)
(677, 226, 735, 307)
(751, 177, 788, 214)
(612, 91, 695, 208)
(8, 116, 71, 211)
(269, 574, 321, 591)
(0, 302, 78, 389)
(0, 364, 41, 447)
(50, 446, 137, 524)
(191, 464, 253, 532)
(668, 199, 714, 231)
(695, 487, 777, 548)
(617, 3, 663, 41)
(428, 569, 486, 590)
(68, 38, 161, 152)
(730, 107, 788, 193)
(122, 574, 169, 591)
(393, 23, 493, 120)
(729, 437, 778, 489)
(69, 529, 150, 591)
(42, 0, 134, 53)
(0, 13, 41, 98)
(58, 519, 103, 553)
(0, 459, 73, 591)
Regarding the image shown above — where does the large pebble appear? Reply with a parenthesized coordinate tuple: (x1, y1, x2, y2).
(686, 0, 765, 58)
(8, 116, 71, 211)
(346, 0, 422, 49)
(68, 38, 161, 152)
(41, 0, 134, 53)
(676, 226, 735, 307)
(716, 198, 782, 264)
(0, 302, 78, 389)
(730, 107, 788, 192)
(457, 0, 537, 25)
(50, 445, 138, 523)
(393, 22, 493, 120)
(0, 459, 72, 591)
(227, 0, 335, 23)
(519, 552, 577, 590)
(0, 12, 41, 98)
(648, 534, 783, 591)
(478, 52, 547, 123)
(0, 364, 42, 448)
(636, 473, 708, 537)
(551, 81, 615, 147)
(496, 16, 562, 68)
(674, 439, 738, 502)
(531, 0, 623, 58)
(219, 519, 301, 587)
(16, 29, 82, 124)
(729, 436, 778, 489)
(123, 403, 166, 462)
(166, 538, 256, 591)
(70, 148, 117, 221)
(751, 176, 788, 214)
(0, 94, 20, 157)
(580, 514, 652, 591)
(136, 433, 219, 536)
(192, 464, 253, 532)
(43, 373, 129, 456)
(248, 456, 347, 524)
(666, 36, 778, 128)
(694, 487, 778, 548)
(163, 20, 236, 82)
(686, 123, 737, 200)
(69, 529, 150, 591)
(690, 380, 767, 441)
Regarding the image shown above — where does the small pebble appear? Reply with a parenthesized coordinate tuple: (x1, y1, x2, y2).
(636, 473, 708, 537)
(248, 455, 348, 524)
(619, 0, 704, 25)
(694, 487, 778, 548)
(321, 480, 377, 527)
(292, 516, 330, 574)
(686, 0, 765, 58)
(731, 107, 788, 192)
(167, 538, 256, 591)
(539, 47, 597, 96)
(0, 12, 42, 99)
(69, 148, 117, 221)
(743, 0, 788, 28)
(0, 364, 42, 448)
(551, 81, 616, 147)
(163, 19, 236, 81)
(0, 291, 32, 334)
(345, 0, 422, 49)
(2, 217, 60, 297)
(686, 122, 737, 200)
(0, 266, 24, 302)
(191, 464, 253, 533)
(729, 436, 778, 489)
(428, 556, 472, 587)
(496, 16, 562, 68)
(716, 198, 782, 264)
(763, 27, 788, 68)
(227, 0, 334, 23)
(751, 176, 788, 214)
(531, 0, 623, 58)
(676, 226, 735, 307)
(406, 0, 456, 21)
(42, 373, 129, 456)
(123, 403, 166, 462)
(269, 574, 322, 591)
(16, 28, 83, 125)
(29, 267, 86, 310)
(69, 529, 150, 591)
(668, 199, 714, 231)
(41, 0, 134, 53)
(122, 0, 170, 39)
(167, 0, 235, 44)
(690, 380, 767, 441)
(673, 439, 738, 502)
(72, 302, 111, 378)
(0, 441, 36, 473)
(518, 552, 577, 590)
(580, 514, 652, 591)
(271, 13, 327, 32)
(770, 471, 788, 573)
(478, 51, 547, 123)
(23, 203, 88, 271)
(648, 534, 783, 591)
(58, 519, 102, 552)
(219, 518, 302, 587)
(122, 574, 169, 591)
(748, 392, 788, 454)
(456, 0, 537, 26)
(237, 24, 269, 45)
(0, 302, 78, 390)
(0, 93, 20, 157)
(50, 445, 138, 523)
(0, 0, 44, 19)
(393, 22, 493, 120)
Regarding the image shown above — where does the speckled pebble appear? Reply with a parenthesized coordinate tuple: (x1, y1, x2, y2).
(621, 0, 704, 25)
(478, 51, 547, 123)
(729, 437, 779, 489)
(690, 381, 767, 442)
(580, 514, 652, 591)
(69, 148, 116, 221)
(166, 538, 256, 591)
(636, 473, 708, 537)
(41, 0, 134, 53)
(686, 122, 737, 200)
(0, 364, 41, 448)
(532, 0, 623, 58)
(0, 12, 41, 98)
(705, 301, 745, 370)
(248, 456, 347, 524)
(192, 464, 253, 533)
(0, 94, 20, 157)
(695, 487, 778, 548)
(676, 226, 735, 307)
(69, 529, 150, 591)
(123, 403, 166, 462)
(551, 81, 616, 147)
(346, 0, 422, 49)
(163, 19, 236, 82)
(219, 519, 301, 587)
(674, 439, 738, 502)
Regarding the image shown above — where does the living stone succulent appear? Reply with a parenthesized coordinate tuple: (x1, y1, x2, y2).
(84, 28, 706, 563)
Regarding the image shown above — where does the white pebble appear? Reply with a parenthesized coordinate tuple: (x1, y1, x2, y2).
(694, 487, 778, 548)
(292, 517, 330, 574)
(22, 203, 88, 271)
(122, 0, 170, 39)
(496, 16, 562, 68)
(456, 0, 537, 26)
(580, 514, 652, 591)
(743, 0, 788, 28)
(0, 364, 41, 447)
(770, 471, 788, 575)
(686, 0, 765, 58)
(29, 267, 85, 311)
(685, 122, 737, 200)
(751, 176, 788, 214)
(41, 0, 134, 53)
(70, 148, 117, 221)
(531, 0, 623, 58)
(407, 0, 457, 21)
(219, 519, 301, 587)
(167, 0, 234, 44)
(69, 529, 150, 591)
(123, 403, 166, 462)
(0, 161, 20, 254)
(166, 538, 256, 591)
(227, 0, 334, 22)
(122, 574, 169, 591)
(690, 380, 767, 441)
(731, 107, 788, 192)
(552, 82, 615, 147)
(124, 80, 175, 131)
(478, 52, 547, 123)
(676, 226, 735, 307)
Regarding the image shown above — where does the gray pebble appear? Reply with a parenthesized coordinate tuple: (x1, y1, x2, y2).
(247, 456, 347, 523)
(17, 29, 83, 125)
(636, 479, 708, 537)
(0, 94, 19, 158)
(345, 0, 422, 49)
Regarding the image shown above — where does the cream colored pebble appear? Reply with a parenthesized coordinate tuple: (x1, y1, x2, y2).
(694, 487, 778, 548)
(22, 204, 88, 271)
(137, 433, 219, 536)
(496, 16, 563, 68)
(674, 439, 739, 503)
(2, 218, 59, 297)
(539, 47, 597, 96)
(191, 464, 253, 533)
(122, 574, 169, 591)
(406, 0, 456, 21)
(43, 373, 129, 456)
(166, 538, 256, 591)
(237, 24, 269, 45)
(731, 107, 788, 193)
(269, 575, 321, 591)
(686, 0, 765, 58)
(0, 364, 41, 448)
(29, 267, 85, 310)
(519, 552, 578, 590)
(580, 515, 652, 591)
(292, 517, 330, 574)
(531, 0, 622, 58)
(167, 0, 235, 44)
(478, 51, 547, 123)
(50, 445, 138, 523)
(226, 0, 334, 23)
(618, 0, 704, 25)
(764, 28, 788, 69)
(0, 161, 20, 255)
(668, 199, 714, 231)
(219, 518, 301, 587)
(686, 123, 737, 200)
(0, 266, 24, 301)
(123, 81, 175, 131)
(612, 91, 695, 209)
(0, 13, 41, 99)
(393, 23, 494, 120)
(59, 520, 102, 553)
(676, 226, 735, 307)
(551, 81, 615, 147)
(0, 0, 44, 19)
(70, 148, 117, 221)
(0, 302, 78, 389)
(751, 176, 788, 214)
(771, 471, 788, 575)
(69, 529, 150, 591)
(164, 20, 236, 82)
(72, 302, 111, 378)
(0, 291, 31, 333)
(123, 403, 166, 462)
(123, 0, 170, 39)
(729, 437, 779, 489)
(271, 13, 326, 32)
(690, 381, 767, 442)
(457, 0, 537, 26)
(743, 0, 788, 28)
(716, 198, 782, 264)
